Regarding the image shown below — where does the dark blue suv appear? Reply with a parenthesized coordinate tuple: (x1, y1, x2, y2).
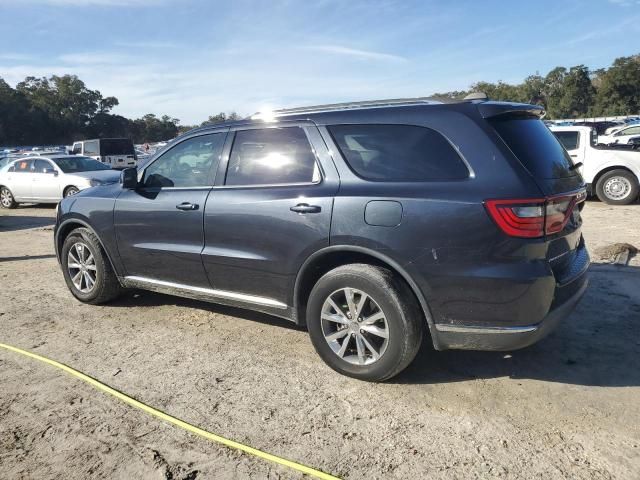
(54, 97, 589, 381)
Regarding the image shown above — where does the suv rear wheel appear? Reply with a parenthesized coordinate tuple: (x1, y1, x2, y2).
(306, 264, 423, 382)
(595, 169, 639, 205)
(61, 227, 122, 304)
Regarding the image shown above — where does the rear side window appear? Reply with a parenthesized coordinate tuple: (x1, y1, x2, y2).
(83, 141, 99, 156)
(15, 160, 33, 172)
(489, 117, 575, 179)
(100, 139, 134, 155)
(225, 127, 320, 186)
(554, 131, 580, 151)
(328, 124, 468, 182)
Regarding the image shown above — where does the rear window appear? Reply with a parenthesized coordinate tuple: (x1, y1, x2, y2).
(328, 124, 469, 182)
(100, 139, 134, 156)
(489, 117, 575, 179)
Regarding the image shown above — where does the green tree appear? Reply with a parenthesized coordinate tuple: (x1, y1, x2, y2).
(592, 55, 640, 116)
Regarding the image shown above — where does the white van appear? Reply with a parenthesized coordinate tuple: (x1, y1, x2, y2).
(71, 138, 137, 168)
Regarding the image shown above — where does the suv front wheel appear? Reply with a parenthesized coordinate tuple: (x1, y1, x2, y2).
(61, 227, 122, 304)
(307, 264, 423, 382)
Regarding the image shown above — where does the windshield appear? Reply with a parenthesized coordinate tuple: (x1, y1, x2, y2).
(489, 116, 576, 179)
(53, 156, 111, 173)
(100, 139, 134, 155)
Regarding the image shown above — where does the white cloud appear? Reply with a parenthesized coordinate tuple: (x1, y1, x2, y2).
(303, 45, 407, 62)
(58, 52, 135, 64)
(0, 53, 33, 61)
(608, 0, 640, 6)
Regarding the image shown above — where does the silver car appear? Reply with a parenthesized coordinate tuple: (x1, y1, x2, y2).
(0, 155, 120, 209)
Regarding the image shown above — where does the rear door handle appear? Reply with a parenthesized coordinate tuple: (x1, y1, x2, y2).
(176, 202, 199, 211)
(290, 203, 321, 214)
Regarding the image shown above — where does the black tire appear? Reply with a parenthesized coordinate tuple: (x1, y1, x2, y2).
(61, 227, 122, 304)
(0, 186, 17, 209)
(64, 186, 80, 198)
(595, 169, 639, 205)
(306, 264, 423, 382)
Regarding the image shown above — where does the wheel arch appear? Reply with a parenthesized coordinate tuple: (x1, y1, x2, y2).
(293, 246, 441, 348)
(63, 185, 79, 197)
(593, 165, 640, 188)
(55, 218, 121, 277)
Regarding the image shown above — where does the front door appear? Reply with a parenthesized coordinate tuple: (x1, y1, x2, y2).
(32, 159, 62, 201)
(202, 124, 339, 307)
(114, 131, 227, 287)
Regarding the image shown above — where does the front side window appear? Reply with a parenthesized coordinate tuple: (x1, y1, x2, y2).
(142, 133, 225, 188)
(83, 141, 99, 156)
(34, 159, 54, 173)
(72, 143, 82, 155)
(225, 127, 320, 186)
(554, 131, 580, 151)
(328, 124, 469, 182)
(619, 126, 640, 136)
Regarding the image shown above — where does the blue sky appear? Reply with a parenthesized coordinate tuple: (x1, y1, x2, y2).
(1, 0, 639, 124)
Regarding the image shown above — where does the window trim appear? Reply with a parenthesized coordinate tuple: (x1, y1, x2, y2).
(327, 123, 472, 183)
(139, 130, 228, 190)
(220, 126, 324, 189)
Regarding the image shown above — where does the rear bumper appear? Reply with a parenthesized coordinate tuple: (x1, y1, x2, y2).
(433, 266, 589, 351)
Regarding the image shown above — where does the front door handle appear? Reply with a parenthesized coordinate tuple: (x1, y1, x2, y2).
(176, 202, 199, 211)
(290, 203, 321, 214)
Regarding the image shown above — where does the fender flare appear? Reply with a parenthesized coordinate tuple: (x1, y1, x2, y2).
(293, 245, 441, 347)
(55, 217, 121, 277)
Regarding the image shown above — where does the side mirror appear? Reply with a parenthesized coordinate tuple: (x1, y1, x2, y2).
(120, 167, 138, 189)
(45, 168, 58, 176)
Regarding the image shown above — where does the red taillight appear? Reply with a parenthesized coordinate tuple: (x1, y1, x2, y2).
(485, 191, 584, 238)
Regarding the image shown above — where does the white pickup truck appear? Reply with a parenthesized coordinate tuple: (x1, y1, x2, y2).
(550, 126, 640, 205)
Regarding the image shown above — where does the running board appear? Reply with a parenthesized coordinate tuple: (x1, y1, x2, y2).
(122, 276, 288, 310)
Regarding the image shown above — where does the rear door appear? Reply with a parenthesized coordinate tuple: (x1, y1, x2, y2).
(7, 159, 34, 199)
(202, 123, 338, 307)
(114, 131, 227, 287)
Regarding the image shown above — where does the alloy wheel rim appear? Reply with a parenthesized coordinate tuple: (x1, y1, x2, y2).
(321, 287, 389, 366)
(1, 189, 12, 207)
(67, 242, 97, 293)
(66, 188, 79, 197)
(604, 176, 631, 200)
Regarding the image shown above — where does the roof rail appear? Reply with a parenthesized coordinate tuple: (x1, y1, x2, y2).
(251, 97, 445, 119)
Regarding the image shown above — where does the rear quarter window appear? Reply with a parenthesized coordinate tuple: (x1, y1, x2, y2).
(553, 131, 580, 151)
(489, 117, 575, 179)
(328, 124, 469, 182)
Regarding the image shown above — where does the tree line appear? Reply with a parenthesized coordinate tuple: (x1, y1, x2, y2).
(433, 53, 640, 119)
(1, 53, 638, 146)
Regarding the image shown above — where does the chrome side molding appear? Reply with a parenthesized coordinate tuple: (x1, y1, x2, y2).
(434, 323, 538, 334)
(122, 275, 288, 309)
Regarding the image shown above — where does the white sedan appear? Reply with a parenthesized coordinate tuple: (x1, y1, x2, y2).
(598, 124, 640, 145)
(0, 155, 120, 209)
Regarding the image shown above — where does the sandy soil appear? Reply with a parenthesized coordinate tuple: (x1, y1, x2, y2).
(0, 201, 639, 479)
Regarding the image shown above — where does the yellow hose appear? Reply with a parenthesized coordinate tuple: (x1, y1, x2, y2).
(0, 342, 340, 480)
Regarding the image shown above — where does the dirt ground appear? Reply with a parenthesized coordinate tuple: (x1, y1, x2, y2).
(0, 200, 639, 479)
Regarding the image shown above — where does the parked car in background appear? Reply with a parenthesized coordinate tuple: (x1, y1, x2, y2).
(551, 126, 640, 205)
(54, 97, 589, 381)
(599, 124, 640, 143)
(573, 121, 623, 135)
(71, 138, 137, 169)
(0, 155, 120, 208)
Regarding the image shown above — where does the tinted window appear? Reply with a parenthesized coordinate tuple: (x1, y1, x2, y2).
(83, 141, 99, 156)
(554, 131, 580, 151)
(14, 159, 33, 173)
(489, 117, 575, 179)
(328, 124, 468, 182)
(100, 138, 134, 155)
(53, 156, 110, 173)
(225, 127, 319, 186)
(143, 133, 224, 188)
(34, 159, 54, 172)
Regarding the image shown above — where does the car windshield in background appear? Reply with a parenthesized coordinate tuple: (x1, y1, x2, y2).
(53, 157, 111, 173)
(489, 116, 576, 179)
(100, 139, 134, 155)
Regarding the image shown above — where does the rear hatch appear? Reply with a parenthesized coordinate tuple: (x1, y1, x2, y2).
(482, 105, 588, 286)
